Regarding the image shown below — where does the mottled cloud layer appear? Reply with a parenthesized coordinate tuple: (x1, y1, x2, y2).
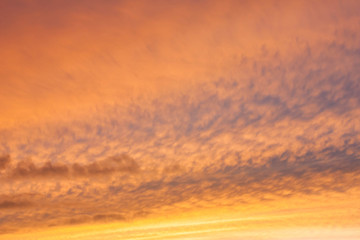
(1, 0, 360, 239)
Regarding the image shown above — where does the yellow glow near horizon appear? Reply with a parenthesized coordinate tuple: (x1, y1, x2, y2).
(1, 189, 359, 239)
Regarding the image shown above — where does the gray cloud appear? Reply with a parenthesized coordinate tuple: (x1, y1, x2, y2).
(93, 213, 125, 222)
(6, 154, 139, 180)
(0, 200, 32, 209)
(0, 154, 10, 170)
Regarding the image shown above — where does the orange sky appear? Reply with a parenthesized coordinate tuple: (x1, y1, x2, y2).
(1, 0, 360, 239)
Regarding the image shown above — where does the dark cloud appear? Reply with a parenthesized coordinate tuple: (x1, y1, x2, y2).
(10, 160, 69, 179)
(93, 213, 125, 222)
(6, 154, 139, 180)
(0, 200, 32, 209)
(0, 154, 10, 170)
(57, 213, 126, 227)
(74, 154, 139, 176)
(162, 164, 183, 174)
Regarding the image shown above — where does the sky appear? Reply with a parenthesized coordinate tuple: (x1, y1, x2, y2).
(0, 0, 360, 239)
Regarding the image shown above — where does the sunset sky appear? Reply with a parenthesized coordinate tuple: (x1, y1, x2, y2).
(1, 0, 360, 239)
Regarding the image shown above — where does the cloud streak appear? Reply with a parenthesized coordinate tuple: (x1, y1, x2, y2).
(0, 200, 32, 209)
(1, 154, 138, 180)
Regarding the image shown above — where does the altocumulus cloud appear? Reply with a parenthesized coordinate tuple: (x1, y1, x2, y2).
(1, 38, 360, 232)
(0, 0, 360, 236)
